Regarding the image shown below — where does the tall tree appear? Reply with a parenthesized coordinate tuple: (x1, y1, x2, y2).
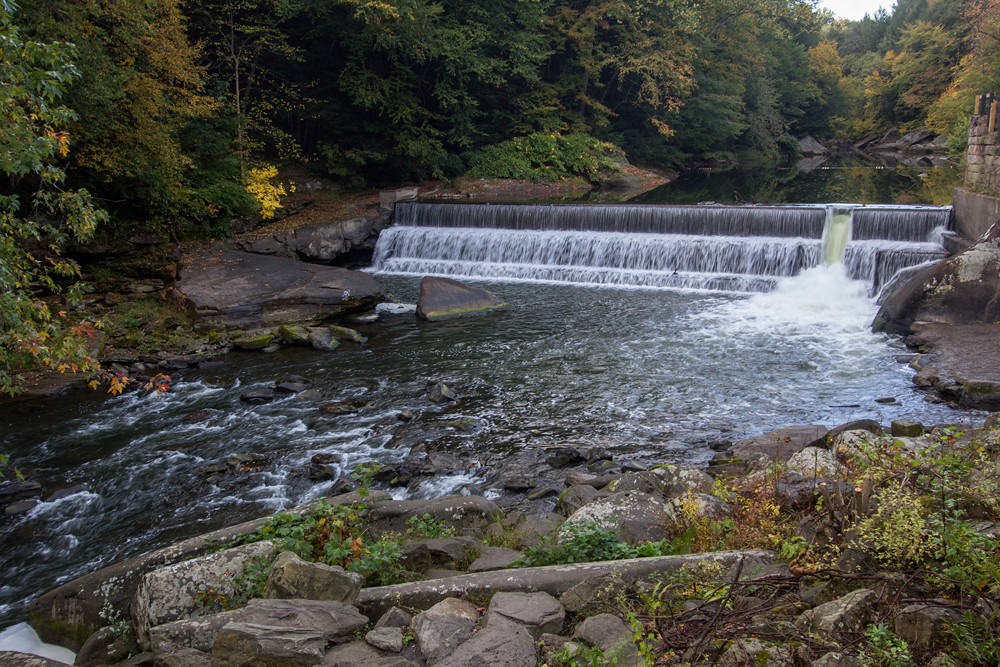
(0, 0, 106, 395)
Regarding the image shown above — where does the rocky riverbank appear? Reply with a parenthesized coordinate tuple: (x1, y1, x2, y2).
(8, 413, 1000, 667)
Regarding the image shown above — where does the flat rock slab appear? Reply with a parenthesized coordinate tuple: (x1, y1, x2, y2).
(486, 592, 564, 638)
(175, 251, 384, 332)
(416, 277, 506, 321)
(905, 322, 1000, 384)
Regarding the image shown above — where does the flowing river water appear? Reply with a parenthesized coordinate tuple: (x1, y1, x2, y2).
(0, 190, 983, 632)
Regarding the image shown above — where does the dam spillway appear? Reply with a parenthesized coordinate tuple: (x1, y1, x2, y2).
(372, 202, 952, 297)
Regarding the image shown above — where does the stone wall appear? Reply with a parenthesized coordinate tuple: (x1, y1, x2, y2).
(957, 111, 1000, 240)
(965, 112, 1000, 195)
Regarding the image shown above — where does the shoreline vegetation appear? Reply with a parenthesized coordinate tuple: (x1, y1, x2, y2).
(18, 414, 1000, 667)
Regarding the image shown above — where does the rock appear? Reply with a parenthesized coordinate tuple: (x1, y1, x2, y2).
(364, 628, 402, 653)
(232, 334, 272, 350)
(434, 615, 535, 667)
(307, 328, 340, 351)
(559, 573, 628, 614)
(149, 613, 237, 653)
(894, 603, 963, 650)
(401, 537, 480, 570)
(877, 128, 900, 145)
(410, 598, 480, 664)
(573, 614, 639, 666)
(375, 303, 416, 315)
(586, 448, 612, 463)
(799, 136, 827, 155)
(209, 599, 368, 667)
(416, 277, 506, 321)
(328, 326, 367, 344)
(323, 642, 416, 667)
(152, 647, 211, 667)
(131, 542, 277, 650)
(273, 382, 311, 395)
(425, 569, 463, 580)
(0, 480, 43, 507)
(730, 426, 828, 470)
(898, 126, 935, 147)
(556, 485, 609, 516)
(211, 624, 325, 667)
(485, 592, 564, 638)
(525, 487, 558, 500)
(263, 551, 363, 603)
(427, 383, 456, 404)
(363, 496, 502, 536)
(467, 547, 522, 573)
(175, 251, 384, 333)
(662, 493, 732, 525)
(4, 500, 38, 514)
(873, 222, 1000, 335)
(718, 639, 793, 667)
(562, 491, 673, 544)
(604, 471, 663, 496)
(795, 589, 877, 637)
(356, 551, 769, 621)
(891, 419, 924, 437)
(545, 447, 584, 469)
(239, 388, 273, 404)
(276, 325, 311, 345)
(822, 420, 882, 446)
(375, 608, 411, 630)
(812, 653, 860, 667)
(0, 653, 74, 667)
(649, 465, 715, 498)
(74, 626, 136, 667)
(784, 447, 843, 478)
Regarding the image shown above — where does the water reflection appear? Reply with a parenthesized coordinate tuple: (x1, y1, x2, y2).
(632, 155, 961, 206)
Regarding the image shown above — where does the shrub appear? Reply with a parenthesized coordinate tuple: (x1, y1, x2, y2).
(514, 522, 675, 568)
(463, 132, 623, 182)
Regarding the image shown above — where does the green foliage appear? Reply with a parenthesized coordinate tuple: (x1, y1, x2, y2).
(946, 611, 1000, 667)
(237, 499, 414, 587)
(0, 1, 107, 397)
(405, 514, 456, 540)
(196, 553, 274, 611)
(464, 132, 622, 182)
(860, 623, 917, 667)
(514, 522, 676, 568)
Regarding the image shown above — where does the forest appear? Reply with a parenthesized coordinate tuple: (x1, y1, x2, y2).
(3, 0, 999, 241)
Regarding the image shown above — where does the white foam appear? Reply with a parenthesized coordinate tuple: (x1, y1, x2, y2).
(0, 623, 76, 664)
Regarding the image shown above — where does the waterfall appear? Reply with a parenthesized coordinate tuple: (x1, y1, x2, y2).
(820, 205, 854, 265)
(373, 202, 952, 296)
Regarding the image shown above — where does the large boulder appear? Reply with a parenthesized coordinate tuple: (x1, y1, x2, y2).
(415, 277, 506, 321)
(561, 491, 671, 544)
(873, 221, 1000, 335)
(132, 542, 278, 650)
(263, 551, 363, 603)
(175, 251, 384, 332)
(795, 589, 877, 637)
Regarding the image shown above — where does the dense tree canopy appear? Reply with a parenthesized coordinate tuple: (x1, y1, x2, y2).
(3, 0, 999, 233)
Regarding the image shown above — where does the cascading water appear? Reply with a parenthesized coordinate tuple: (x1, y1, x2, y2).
(373, 202, 951, 297)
